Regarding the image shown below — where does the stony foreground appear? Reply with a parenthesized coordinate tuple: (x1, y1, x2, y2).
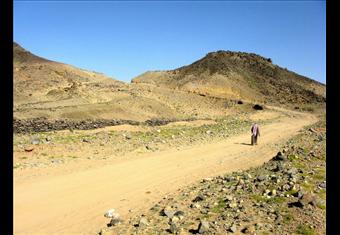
(99, 117, 326, 235)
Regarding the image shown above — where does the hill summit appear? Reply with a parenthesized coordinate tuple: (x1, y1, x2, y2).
(132, 50, 326, 104)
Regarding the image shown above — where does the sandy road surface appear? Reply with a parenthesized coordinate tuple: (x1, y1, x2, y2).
(14, 112, 317, 235)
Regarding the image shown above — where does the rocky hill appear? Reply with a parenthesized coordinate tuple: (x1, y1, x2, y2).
(13, 43, 325, 125)
(14, 43, 244, 122)
(132, 51, 326, 105)
(14, 42, 126, 107)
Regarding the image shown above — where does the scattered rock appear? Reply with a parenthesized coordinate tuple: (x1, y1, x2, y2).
(300, 193, 317, 207)
(104, 209, 120, 219)
(124, 134, 132, 140)
(138, 217, 148, 228)
(229, 224, 237, 233)
(253, 104, 264, 110)
(257, 175, 267, 182)
(193, 195, 205, 202)
(292, 190, 304, 199)
(169, 221, 180, 234)
(99, 228, 112, 235)
(241, 225, 255, 234)
(198, 220, 210, 234)
(228, 202, 238, 208)
(108, 218, 123, 227)
(162, 206, 176, 218)
(202, 178, 213, 182)
(288, 200, 304, 208)
(31, 138, 40, 145)
(225, 195, 233, 201)
(24, 146, 34, 152)
(271, 189, 277, 196)
(319, 182, 326, 188)
(273, 152, 286, 161)
(174, 210, 185, 220)
(190, 203, 201, 209)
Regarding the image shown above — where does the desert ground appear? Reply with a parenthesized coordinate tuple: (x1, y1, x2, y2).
(13, 107, 322, 234)
(13, 43, 326, 235)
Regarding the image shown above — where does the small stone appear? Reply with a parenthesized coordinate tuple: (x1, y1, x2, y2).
(100, 228, 111, 235)
(24, 146, 34, 152)
(255, 223, 263, 229)
(241, 225, 256, 234)
(257, 175, 267, 182)
(124, 134, 132, 140)
(109, 218, 122, 226)
(191, 203, 201, 209)
(174, 211, 185, 220)
(169, 222, 180, 234)
(229, 224, 237, 233)
(300, 193, 317, 207)
(319, 182, 326, 188)
(202, 178, 213, 182)
(193, 195, 205, 202)
(138, 217, 148, 228)
(271, 189, 277, 196)
(292, 190, 304, 199)
(225, 195, 233, 201)
(238, 179, 245, 185)
(171, 216, 180, 223)
(228, 203, 238, 208)
(288, 200, 304, 208)
(198, 220, 210, 234)
(31, 139, 40, 145)
(104, 209, 120, 219)
(162, 206, 176, 218)
(274, 152, 286, 161)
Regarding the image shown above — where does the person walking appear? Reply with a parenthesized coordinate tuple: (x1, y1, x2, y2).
(251, 123, 260, 145)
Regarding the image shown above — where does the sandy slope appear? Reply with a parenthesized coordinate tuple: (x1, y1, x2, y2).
(13, 112, 317, 235)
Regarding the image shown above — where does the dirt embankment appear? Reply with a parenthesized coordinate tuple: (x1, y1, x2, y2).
(13, 117, 199, 134)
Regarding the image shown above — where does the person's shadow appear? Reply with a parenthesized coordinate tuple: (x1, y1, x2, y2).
(234, 142, 252, 146)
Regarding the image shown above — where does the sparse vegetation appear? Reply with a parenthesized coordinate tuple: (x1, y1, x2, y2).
(13, 42, 325, 234)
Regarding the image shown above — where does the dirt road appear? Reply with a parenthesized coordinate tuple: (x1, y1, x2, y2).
(14, 112, 317, 234)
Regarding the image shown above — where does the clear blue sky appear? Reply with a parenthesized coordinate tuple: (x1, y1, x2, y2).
(14, 1, 326, 84)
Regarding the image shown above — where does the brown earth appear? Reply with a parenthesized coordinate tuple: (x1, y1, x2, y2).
(14, 43, 325, 123)
(132, 51, 326, 105)
(13, 43, 325, 235)
(14, 110, 317, 234)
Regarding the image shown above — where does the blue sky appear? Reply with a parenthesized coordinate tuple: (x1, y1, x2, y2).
(14, 1, 326, 84)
